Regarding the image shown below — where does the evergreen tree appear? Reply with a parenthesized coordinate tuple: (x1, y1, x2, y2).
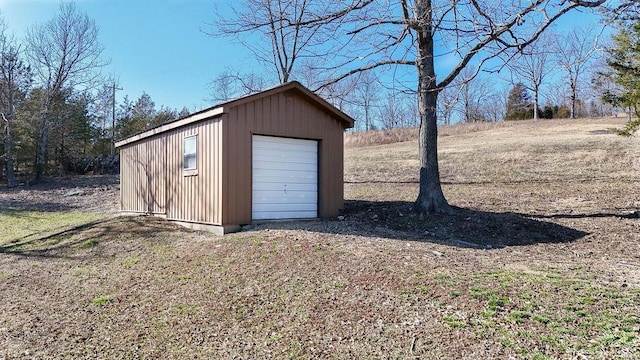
(505, 83, 533, 120)
(0, 18, 32, 186)
(604, 21, 640, 135)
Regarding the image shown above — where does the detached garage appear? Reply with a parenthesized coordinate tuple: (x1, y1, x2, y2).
(115, 81, 354, 234)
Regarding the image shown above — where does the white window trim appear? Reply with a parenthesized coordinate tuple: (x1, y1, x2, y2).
(184, 135, 198, 175)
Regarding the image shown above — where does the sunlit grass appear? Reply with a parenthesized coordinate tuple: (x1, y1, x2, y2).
(0, 209, 99, 249)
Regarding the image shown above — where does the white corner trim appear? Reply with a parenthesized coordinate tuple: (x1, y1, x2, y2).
(115, 106, 225, 147)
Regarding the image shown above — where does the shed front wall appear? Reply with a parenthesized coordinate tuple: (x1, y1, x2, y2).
(222, 90, 346, 226)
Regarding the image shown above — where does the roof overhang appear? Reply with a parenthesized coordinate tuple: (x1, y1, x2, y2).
(114, 106, 225, 148)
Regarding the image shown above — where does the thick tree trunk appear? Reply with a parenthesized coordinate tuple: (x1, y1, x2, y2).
(415, 90, 453, 215)
(414, 0, 453, 215)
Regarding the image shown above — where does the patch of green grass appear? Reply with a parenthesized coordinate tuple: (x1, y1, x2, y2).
(452, 270, 640, 356)
(531, 351, 552, 360)
(172, 304, 199, 315)
(0, 209, 100, 252)
(399, 288, 413, 295)
(81, 238, 99, 248)
(469, 287, 498, 300)
(487, 296, 510, 312)
(91, 295, 112, 306)
(533, 313, 551, 324)
(443, 315, 466, 328)
(123, 257, 140, 268)
(508, 311, 530, 323)
(481, 309, 495, 318)
(435, 273, 452, 284)
(582, 296, 598, 305)
(151, 245, 173, 254)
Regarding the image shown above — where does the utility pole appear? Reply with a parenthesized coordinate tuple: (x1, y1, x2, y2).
(111, 79, 122, 155)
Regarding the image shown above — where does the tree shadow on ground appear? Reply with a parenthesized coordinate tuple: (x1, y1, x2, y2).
(526, 212, 639, 220)
(341, 200, 591, 248)
(0, 214, 180, 259)
(253, 200, 591, 249)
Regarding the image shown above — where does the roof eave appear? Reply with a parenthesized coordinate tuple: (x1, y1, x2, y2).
(114, 106, 225, 148)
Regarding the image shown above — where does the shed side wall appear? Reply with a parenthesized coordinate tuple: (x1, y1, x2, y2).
(223, 91, 345, 225)
(119, 135, 167, 214)
(165, 117, 223, 225)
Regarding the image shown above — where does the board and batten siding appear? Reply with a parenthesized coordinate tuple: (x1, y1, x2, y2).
(165, 118, 223, 225)
(120, 117, 224, 225)
(120, 135, 166, 214)
(222, 90, 346, 225)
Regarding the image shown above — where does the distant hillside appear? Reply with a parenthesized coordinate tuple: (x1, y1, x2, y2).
(344, 117, 630, 148)
(344, 117, 636, 186)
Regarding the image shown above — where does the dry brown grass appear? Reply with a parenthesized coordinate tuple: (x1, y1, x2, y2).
(1, 117, 639, 359)
(345, 121, 506, 148)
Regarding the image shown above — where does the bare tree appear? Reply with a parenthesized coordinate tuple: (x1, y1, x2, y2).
(208, 70, 266, 104)
(353, 71, 380, 131)
(504, 32, 557, 120)
(319, 0, 606, 214)
(25, 2, 105, 182)
(213, 0, 371, 85)
(484, 88, 508, 122)
(221, 0, 607, 214)
(455, 67, 500, 122)
(553, 27, 603, 118)
(437, 82, 458, 125)
(380, 93, 403, 129)
(0, 19, 31, 187)
(437, 67, 503, 124)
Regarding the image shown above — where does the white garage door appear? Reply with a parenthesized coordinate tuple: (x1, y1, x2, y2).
(252, 135, 318, 220)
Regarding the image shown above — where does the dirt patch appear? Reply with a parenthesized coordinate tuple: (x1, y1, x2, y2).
(0, 175, 120, 213)
(1, 117, 639, 358)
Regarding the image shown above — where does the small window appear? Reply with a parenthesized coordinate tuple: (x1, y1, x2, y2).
(184, 135, 197, 170)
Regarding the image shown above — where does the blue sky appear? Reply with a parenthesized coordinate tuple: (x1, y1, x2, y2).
(0, 0, 253, 112)
(0, 0, 606, 114)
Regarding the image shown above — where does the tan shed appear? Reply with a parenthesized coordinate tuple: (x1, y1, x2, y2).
(115, 81, 354, 234)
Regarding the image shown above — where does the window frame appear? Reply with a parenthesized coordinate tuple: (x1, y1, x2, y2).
(183, 134, 198, 175)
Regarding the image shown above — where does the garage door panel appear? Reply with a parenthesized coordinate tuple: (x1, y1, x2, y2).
(253, 160, 317, 172)
(253, 202, 317, 212)
(254, 143, 317, 155)
(253, 174, 317, 185)
(252, 135, 318, 220)
(253, 182, 317, 191)
(254, 210, 317, 220)
(253, 191, 318, 204)
(253, 136, 316, 150)
(253, 150, 318, 165)
(253, 168, 318, 180)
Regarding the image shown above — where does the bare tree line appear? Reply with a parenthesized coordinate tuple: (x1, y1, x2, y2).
(212, 0, 619, 214)
(212, 3, 620, 130)
(0, 3, 191, 186)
